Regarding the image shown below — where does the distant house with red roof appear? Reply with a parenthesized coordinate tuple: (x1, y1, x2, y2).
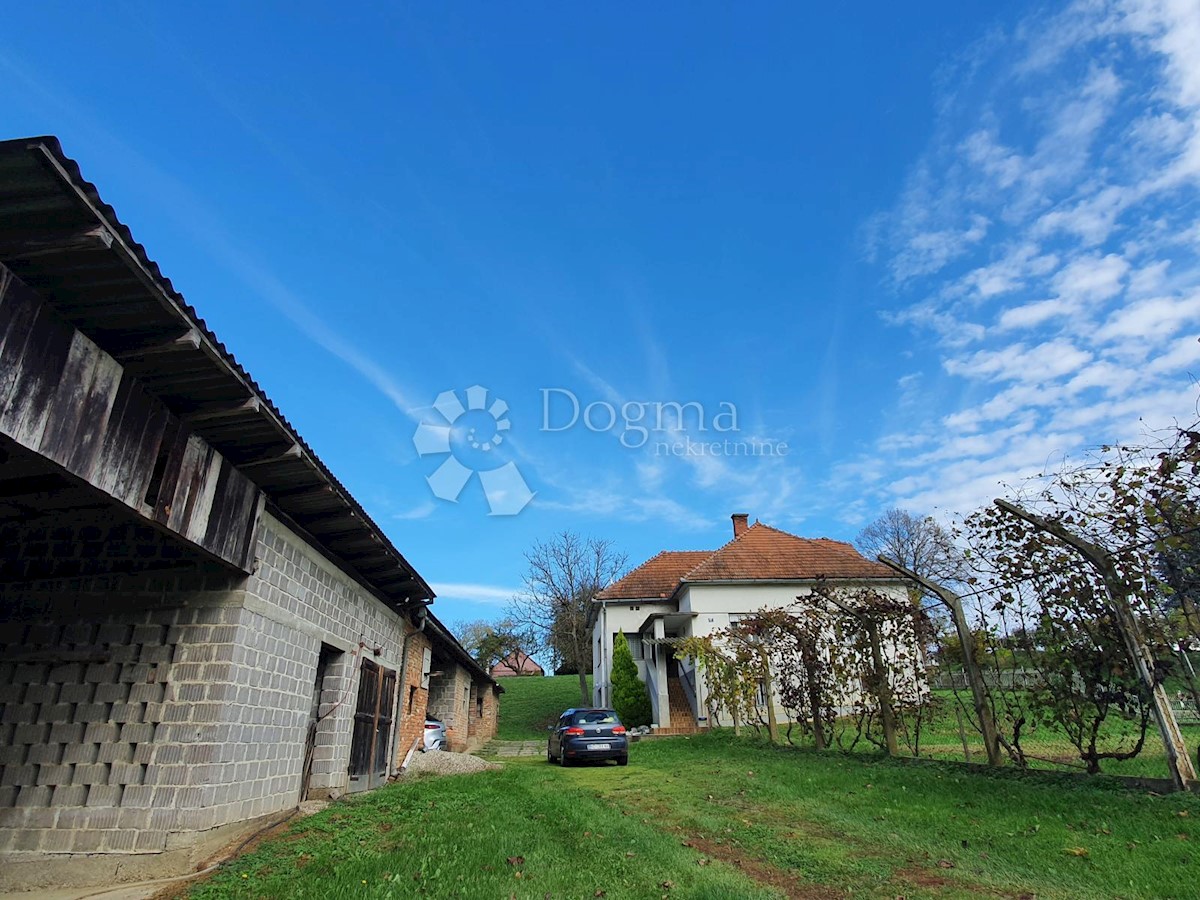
(590, 514, 909, 733)
(490, 650, 544, 678)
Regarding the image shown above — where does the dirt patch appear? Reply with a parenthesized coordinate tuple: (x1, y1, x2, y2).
(684, 835, 845, 900)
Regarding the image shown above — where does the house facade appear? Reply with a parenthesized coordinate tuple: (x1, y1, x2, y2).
(0, 137, 500, 891)
(490, 651, 544, 677)
(590, 514, 911, 733)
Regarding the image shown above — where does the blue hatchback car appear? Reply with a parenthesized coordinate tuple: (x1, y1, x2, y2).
(547, 708, 629, 766)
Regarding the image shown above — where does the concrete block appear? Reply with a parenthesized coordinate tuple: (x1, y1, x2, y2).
(48, 722, 85, 744)
(94, 682, 131, 704)
(14, 723, 50, 744)
(15, 785, 51, 807)
(115, 782, 153, 810)
(36, 703, 74, 724)
(97, 742, 133, 764)
(108, 644, 140, 664)
(96, 623, 132, 644)
(129, 681, 166, 704)
(0, 682, 25, 704)
(50, 784, 88, 807)
(119, 722, 155, 744)
(71, 830, 102, 853)
(84, 662, 121, 683)
(0, 786, 17, 806)
(110, 702, 145, 724)
(85, 784, 123, 807)
(134, 829, 167, 852)
(1, 764, 36, 786)
(0, 807, 26, 828)
(59, 683, 95, 704)
(147, 807, 178, 831)
(26, 744, 64, 765)
(133, 623, 167, 644)
(12, 828, 43, 852)
(62, 743, 99, 765)
(62, 622, 98, 643)
(2, 704, 37, 725)
(109, 763, 145, 786)
(132, 742, 155, 765)
(117, 807, 150, 829)
(35, 763, 73, 786)
(23, 683, 60, 705)
(82, 722, 120, 743)
(72, 763, 109, 785)
(40, 828, 76, 852)
(75, 704, 113, 726)
(139, 644, 174, 664)
(0, 744, 27, 765)
(100, 829, 139, 852)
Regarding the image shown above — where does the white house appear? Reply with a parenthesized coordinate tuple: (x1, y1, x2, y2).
(590, 514, 912, 732)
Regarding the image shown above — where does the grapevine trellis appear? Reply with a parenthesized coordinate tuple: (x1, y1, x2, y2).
(673, 413, 1200, 791)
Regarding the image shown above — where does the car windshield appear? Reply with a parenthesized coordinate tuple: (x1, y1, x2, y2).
(575, 711, 617, 725)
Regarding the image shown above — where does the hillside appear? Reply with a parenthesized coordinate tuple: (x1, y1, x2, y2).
(495, 674, 593, 740)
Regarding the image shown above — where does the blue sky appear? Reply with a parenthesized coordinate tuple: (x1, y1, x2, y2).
(2, 1, 1198, 628)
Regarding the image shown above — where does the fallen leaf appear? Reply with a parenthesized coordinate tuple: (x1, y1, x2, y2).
(661, 881, 675, 890)
(698, 858, 710, 866)
(506, 856, 525, 867)
(594, 892, 606, 898)
(1180, 811, 1191, 818)
(937, 859, 955, 869)
(1064, 847, 1090, 858)
(626, 852, 636, 858)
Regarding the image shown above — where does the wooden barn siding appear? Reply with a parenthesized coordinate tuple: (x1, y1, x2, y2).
(0, 263, 262, 572)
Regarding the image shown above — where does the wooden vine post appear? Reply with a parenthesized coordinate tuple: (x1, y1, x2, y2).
(877, 556, 1004, 767)
(994, 499, 1198, 791)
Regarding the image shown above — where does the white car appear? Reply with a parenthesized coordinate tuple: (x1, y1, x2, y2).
(423, 716, 447, 751)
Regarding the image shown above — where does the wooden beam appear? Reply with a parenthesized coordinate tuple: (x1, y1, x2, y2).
(0, 224, 114, 260)
(179, 397, 261, 424)
(112, 328, 201, 359)
(237, 443, 303, 468)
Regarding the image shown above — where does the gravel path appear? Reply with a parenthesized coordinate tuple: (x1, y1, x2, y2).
(481, 740, 546, 758)
(402, 750, 501, 777)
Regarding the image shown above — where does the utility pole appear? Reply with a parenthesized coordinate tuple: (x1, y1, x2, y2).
(877, 556, 1004, 767)
(995, 499, 1197, 791)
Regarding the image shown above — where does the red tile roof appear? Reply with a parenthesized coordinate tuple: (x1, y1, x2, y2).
(596, 523, 894, 602)
(597, 551, 712, 600)
(683, 523, 894, 582)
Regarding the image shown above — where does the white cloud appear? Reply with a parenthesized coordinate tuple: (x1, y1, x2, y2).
(429, 583, 518, 606)
(846, 0, 1200, 524)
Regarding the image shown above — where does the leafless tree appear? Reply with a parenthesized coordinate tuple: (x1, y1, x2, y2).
(855, 508, 966, 586)
(508, 532, 626, 706)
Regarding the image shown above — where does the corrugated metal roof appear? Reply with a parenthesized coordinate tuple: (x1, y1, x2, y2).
(0, 136, 433, 609)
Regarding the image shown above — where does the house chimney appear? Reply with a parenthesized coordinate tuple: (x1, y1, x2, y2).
(731, 513, 749, 537)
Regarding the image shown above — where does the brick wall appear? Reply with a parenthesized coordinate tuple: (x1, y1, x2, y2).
(394, 629, 431, 764)
(0, 511, 427, 857)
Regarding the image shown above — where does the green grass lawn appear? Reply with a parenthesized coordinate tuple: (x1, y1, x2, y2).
(181, 732, 1200, 899)
(494, 673, 593, 740)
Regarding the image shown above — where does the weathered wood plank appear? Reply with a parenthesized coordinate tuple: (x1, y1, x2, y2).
(0, 262, 263, 572)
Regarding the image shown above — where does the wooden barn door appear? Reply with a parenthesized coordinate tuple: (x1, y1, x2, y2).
(348, 659, 397, 791)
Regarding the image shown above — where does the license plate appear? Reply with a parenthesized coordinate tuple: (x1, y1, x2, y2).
(586, 743, 610, 751)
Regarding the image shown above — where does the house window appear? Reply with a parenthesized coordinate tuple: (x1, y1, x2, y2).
(625, 632, 643, 661)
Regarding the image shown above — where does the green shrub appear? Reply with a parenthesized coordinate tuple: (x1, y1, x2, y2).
(611, 633, 652, 727)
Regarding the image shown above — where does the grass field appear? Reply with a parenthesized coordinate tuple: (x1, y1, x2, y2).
(494, 673, 592, 740)
(180, 732, 1200, 899)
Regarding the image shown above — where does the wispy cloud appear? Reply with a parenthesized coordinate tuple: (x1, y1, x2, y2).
(429, 582, 518, 606)
(846, 0, 1200, 523)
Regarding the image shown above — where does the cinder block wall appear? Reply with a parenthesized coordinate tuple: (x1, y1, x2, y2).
(0, 511, 424, 858)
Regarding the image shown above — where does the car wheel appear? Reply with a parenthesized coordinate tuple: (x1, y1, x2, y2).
(559, 748, 570, 767)
(547, 746, 555, 763)
(617, 755, 628, 766)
